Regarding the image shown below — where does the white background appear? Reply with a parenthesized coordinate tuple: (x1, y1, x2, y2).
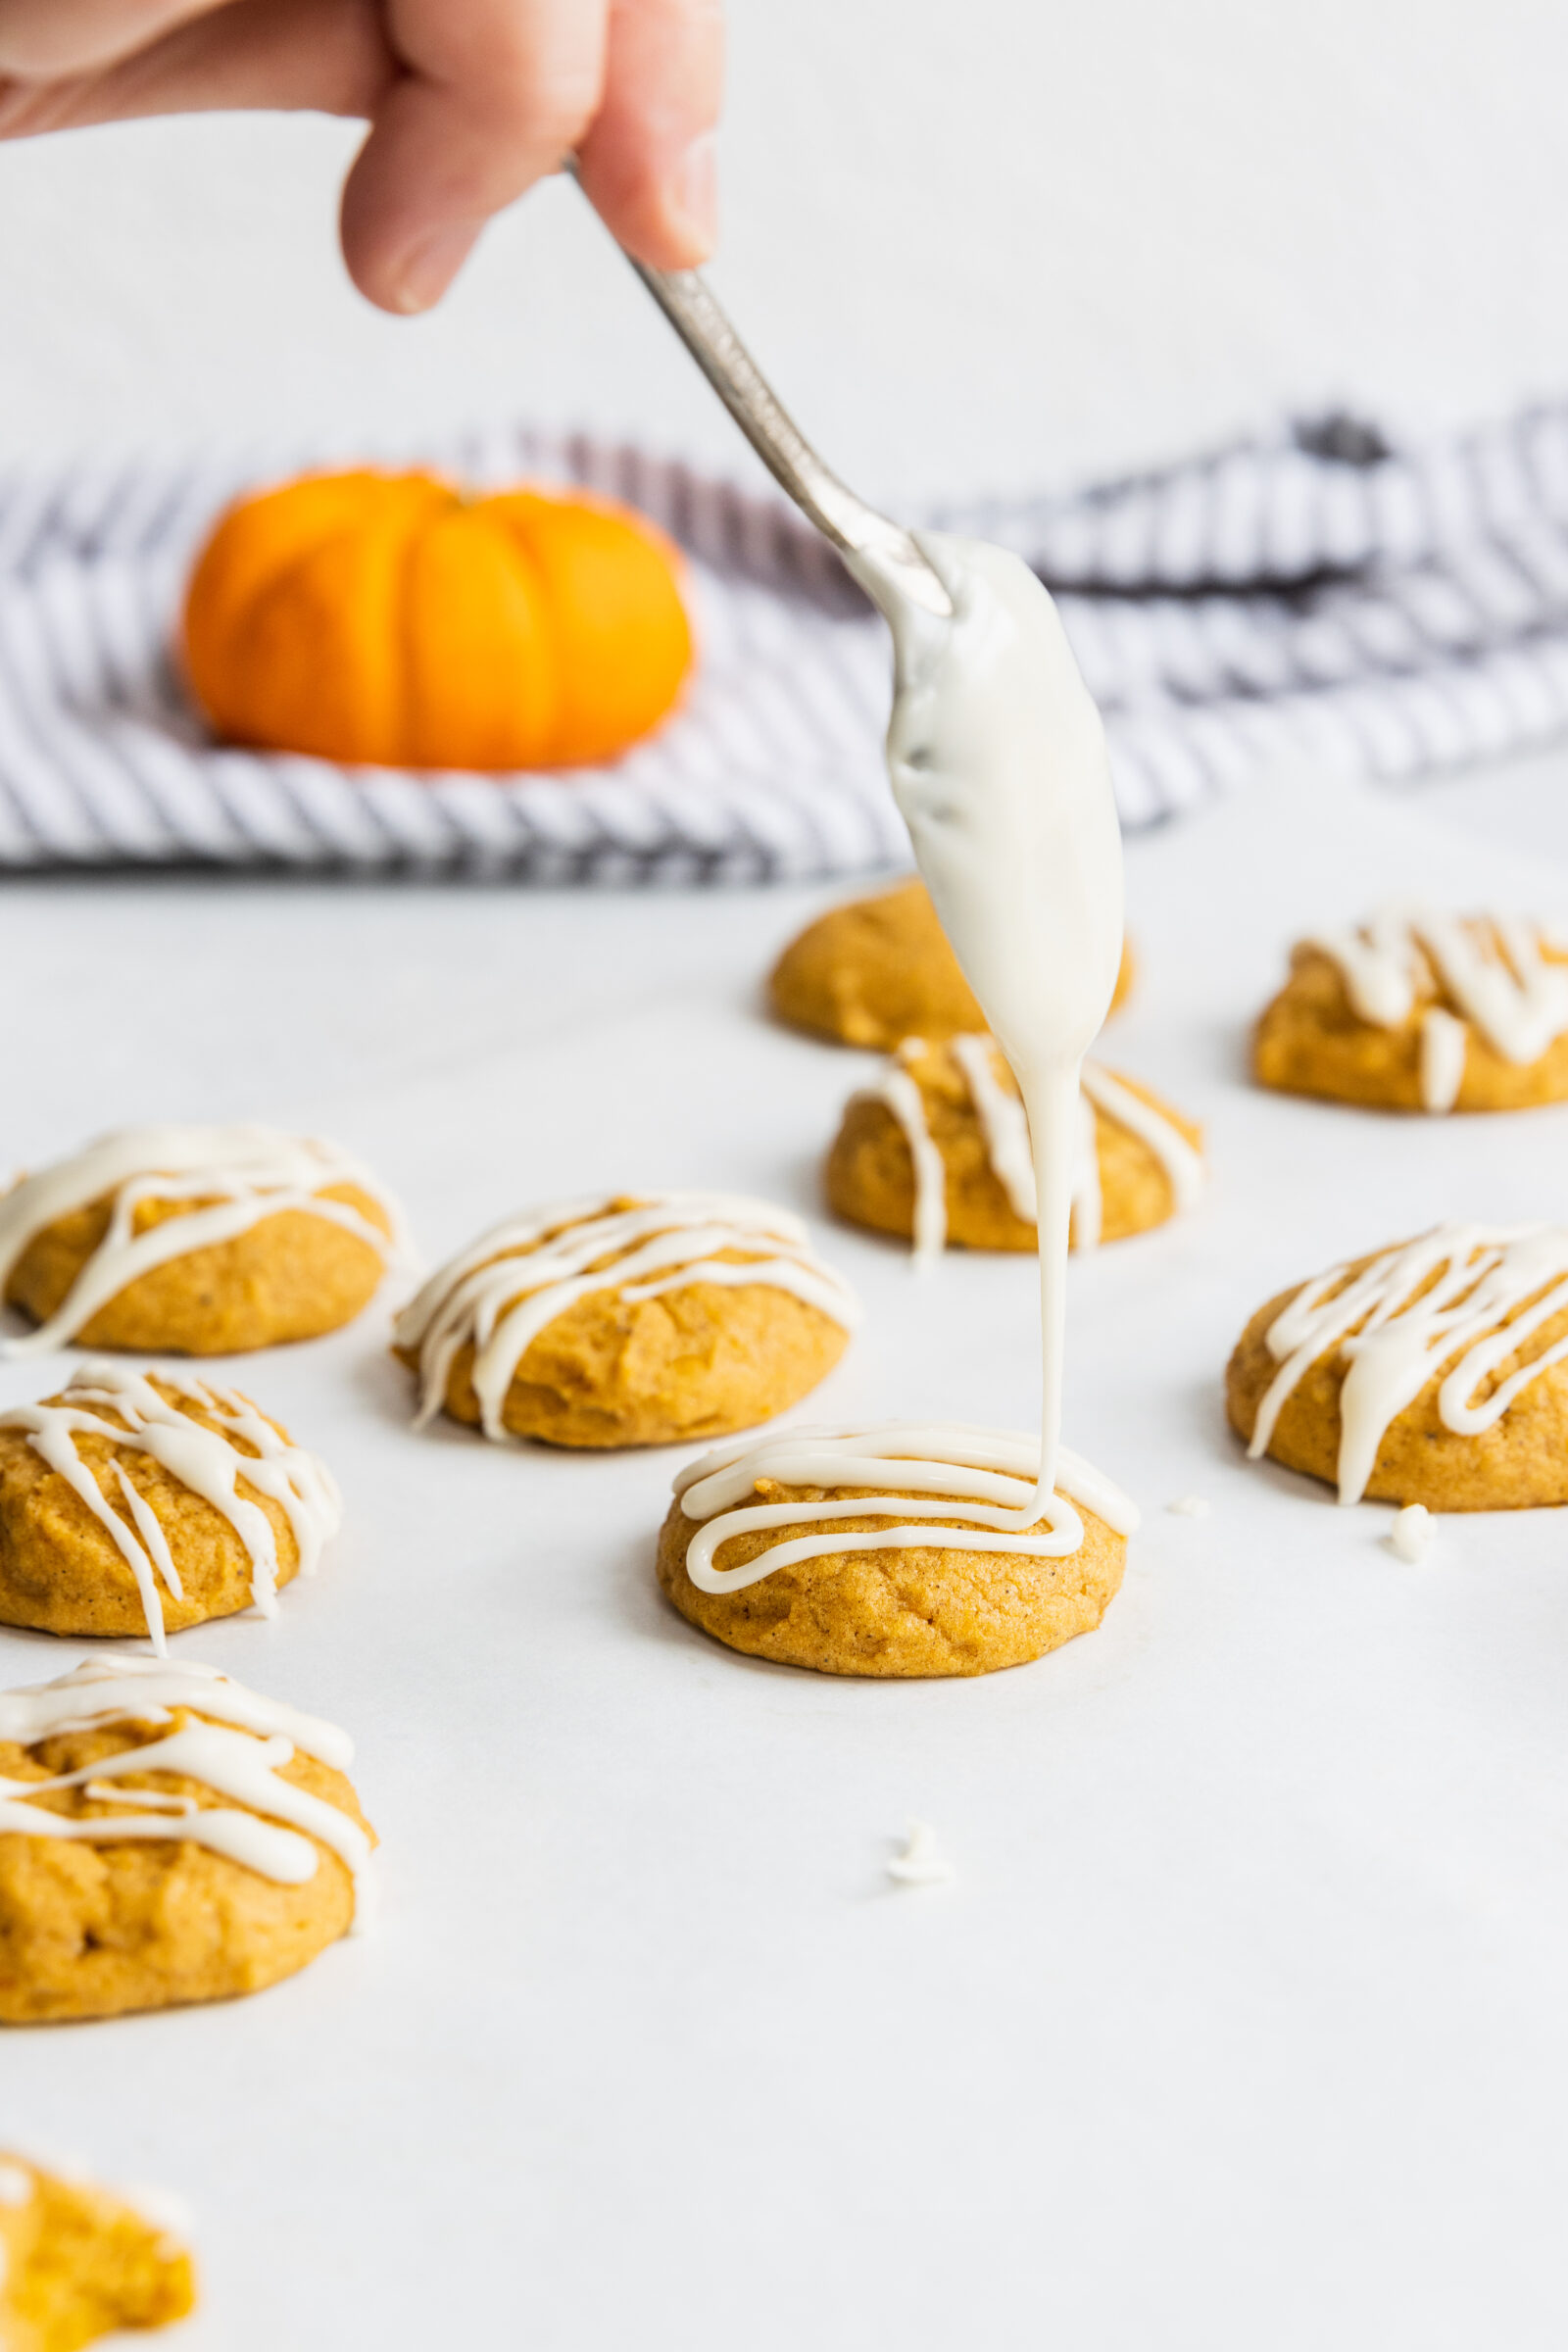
(7, 10, 1568, 2340)
(6, 774, 1568, 2349)
(3, 0, 1568, 500)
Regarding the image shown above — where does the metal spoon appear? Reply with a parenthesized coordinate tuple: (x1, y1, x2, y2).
(575, 181, 954, 620)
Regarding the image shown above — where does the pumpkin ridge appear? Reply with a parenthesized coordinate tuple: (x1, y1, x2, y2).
(196, 472, 448, 649)
(483, 488, 692, 766)
(485, 504, 569, 765)
(243, 498, 436, 761)
(393, 489, 458, 769)
(210, 530, 353, 745)
(235, 516, 376, 622)
(482, 504, 566, 769)
(213, 482, 450, 754)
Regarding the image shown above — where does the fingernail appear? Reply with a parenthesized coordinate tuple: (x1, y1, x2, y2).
(668, 133, 717, 256)
(389, 220, 482, 315)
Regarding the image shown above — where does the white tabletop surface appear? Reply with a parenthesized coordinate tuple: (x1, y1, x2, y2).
(4, 765, 1568, 2351)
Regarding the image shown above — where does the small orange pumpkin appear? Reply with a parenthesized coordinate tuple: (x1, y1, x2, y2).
(180, 468, 695, 772)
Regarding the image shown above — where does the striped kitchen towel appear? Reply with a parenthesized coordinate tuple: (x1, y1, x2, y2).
(2, 404, 1568, 879)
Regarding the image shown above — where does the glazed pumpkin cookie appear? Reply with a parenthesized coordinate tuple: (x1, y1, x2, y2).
(827, 1035, 1204, 1257)
(1227, 1221, 1568, 1507)
(0, 1124, 409, 1358)
(0, 1361, 340, 1649)
(0, 1654, 374, 2025)
(657, 1423, 1138, 1677)
(395, 1192, 858, 1448)
(182, 469, 694, 772)
(1253, 905, 1568, 1112)
(769, 875, 1136, 1050)
(0, 2152, 195, 2351)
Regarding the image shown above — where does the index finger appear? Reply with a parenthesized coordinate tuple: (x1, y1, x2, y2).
(340, 0, 611, 314)
(0, 0, 223, 74)
(575, 0, 723, 270)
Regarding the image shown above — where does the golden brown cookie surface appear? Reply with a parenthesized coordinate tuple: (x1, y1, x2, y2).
(0, 1663, 373, 2025)
(1253, 917, 1568, 1112)
(825, 1037, 1203, 1252)
(1226, 1224, 1568, 1509)
(0, 2153, 196, 2352)
(395, 1194, 857, 1449)
(6, 1182, 393, 1356)
(0, 1367, 336, 1642)
(658, 1426, 1137, 1678)
(657, 1482, 1126, 1677)
(770, 876, 1135, 1049)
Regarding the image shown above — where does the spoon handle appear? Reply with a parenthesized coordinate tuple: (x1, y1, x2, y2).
(571, 176, 953, 618)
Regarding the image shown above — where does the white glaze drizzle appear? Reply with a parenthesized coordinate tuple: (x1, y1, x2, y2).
(851, 533, 1124, 1515)
(0, 1651, 351, 1758)
(0, 1654, 370, 1922)
(948, 1035, 1037, 1222)
(1307, 906, 1568, 1072)
(675, 1421, 1139, 1594)
(1069, 1091, 1102, 1252)
(859, 1040, 1202, 1260)
(1388, 1502, 1432, 1563)
(1248, 1221, 1568, 1503)
(395, 1193, 860, 1441)
(0, 2164, 32, 2209)
(887, 1821, 955, 1886)
(0, 1124, 412, 1358)
(83, 1780, 195, 1813)
(0, 1362, 341, 1655)
(1418, 1005, 1468, 1113)
(1077, 1063, 1207, 1212)
(864, 1053, 950, 1266)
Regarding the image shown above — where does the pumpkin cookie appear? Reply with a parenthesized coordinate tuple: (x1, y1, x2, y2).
(1227, 1221, 1568, 1507)
(0, 1124, 409, 1358)
(0, 1362, 340, 1649)
(827, 1035, 1204, 1257)
(657, 1423, 1138, 1677)
(1253, 905, 1568, 1112)
(395, 1192, 858, 1448)
(769, 876, 1136, 1050)
(0, 1654, 374, 2024)
(0, 2152, 195, 2351)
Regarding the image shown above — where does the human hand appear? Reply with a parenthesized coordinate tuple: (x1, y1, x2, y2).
(0, 0, 723, 313)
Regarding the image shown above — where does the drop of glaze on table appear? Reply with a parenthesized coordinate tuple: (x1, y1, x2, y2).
(887, 1820, 955, 1886)
(1386, 1502, 1433, 1562)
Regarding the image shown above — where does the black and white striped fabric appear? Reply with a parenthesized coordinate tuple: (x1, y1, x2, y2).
(2, 406, 1567, 878)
